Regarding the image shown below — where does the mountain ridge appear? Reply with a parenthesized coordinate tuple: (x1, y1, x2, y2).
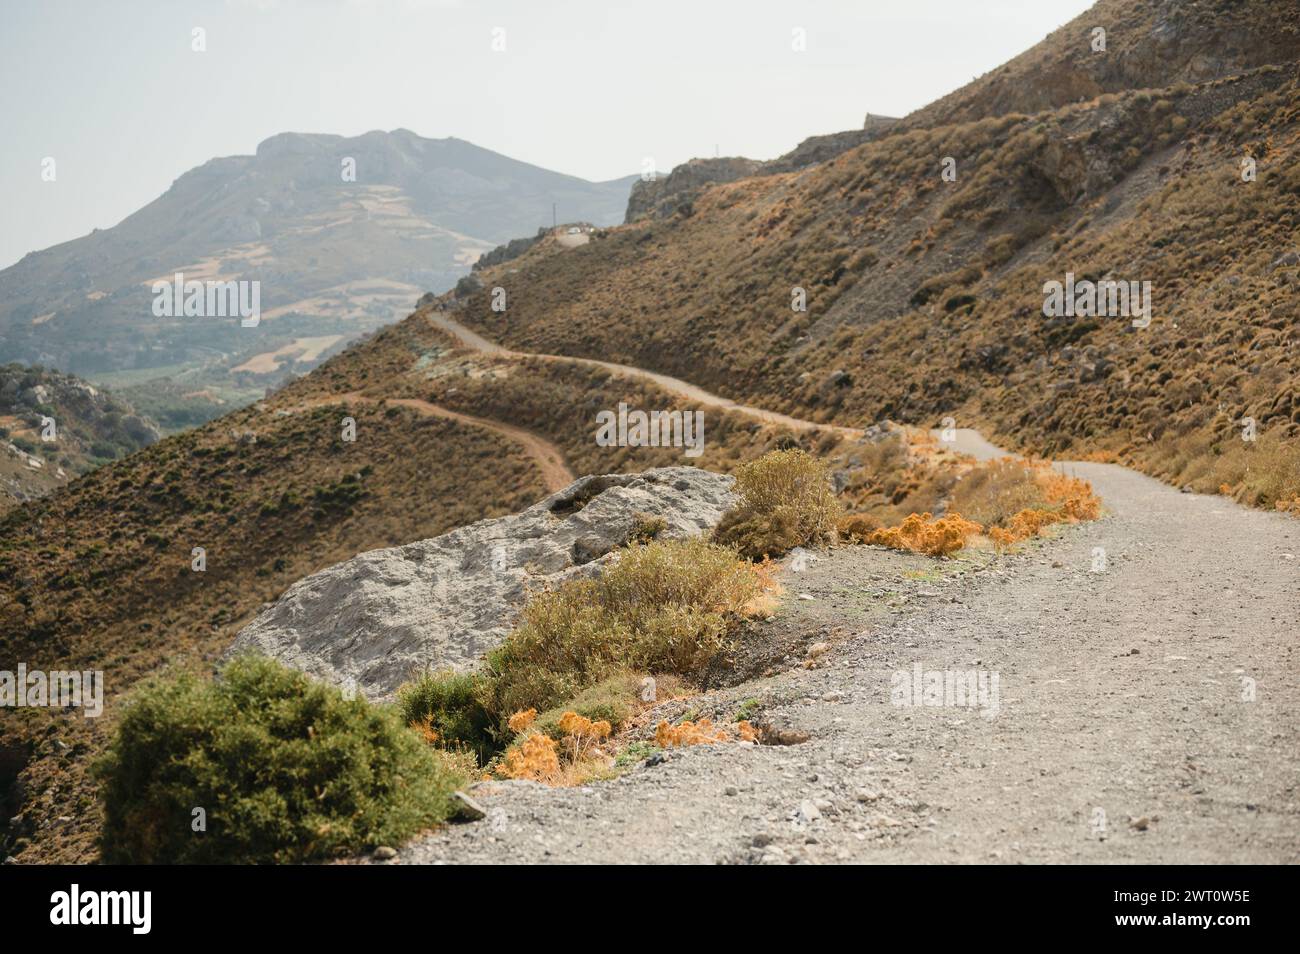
(0, 129, 638, 429)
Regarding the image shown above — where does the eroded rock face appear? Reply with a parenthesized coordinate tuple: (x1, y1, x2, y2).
(625, 158, 763, 222)
(228, 467, 736, 698)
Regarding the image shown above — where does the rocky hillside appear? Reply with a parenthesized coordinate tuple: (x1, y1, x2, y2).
(455, 2, 1300, 511)
(0, 130, 637, 427)
(902, 0, 1300, 129)
(625, 113, 900, 221)
(0, 364, 158, 510)
(4, 0, 1299, 864)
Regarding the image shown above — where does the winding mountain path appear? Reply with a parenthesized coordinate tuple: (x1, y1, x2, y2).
(427, 309, 864, 439)
(377, 318, 1300, 864)
(280, 391, 575, 493)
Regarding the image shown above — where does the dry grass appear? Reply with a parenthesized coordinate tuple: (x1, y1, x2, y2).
(947, 458, 1045, 527)
(713, 448, 842, 559)
(483, 537, 764, 720)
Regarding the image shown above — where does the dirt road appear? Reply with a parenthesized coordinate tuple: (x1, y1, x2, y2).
(427, 309, 864, 439)
(279, 391, 575, 493)
(381, 354, 1298, 863)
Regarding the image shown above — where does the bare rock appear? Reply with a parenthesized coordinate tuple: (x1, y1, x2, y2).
(228, 467, 735, 698)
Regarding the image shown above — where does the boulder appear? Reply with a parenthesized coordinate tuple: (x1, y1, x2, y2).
(228, 467, 736, 698)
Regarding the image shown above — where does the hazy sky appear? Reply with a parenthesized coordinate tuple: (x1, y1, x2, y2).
(0, 0, 1093, 269)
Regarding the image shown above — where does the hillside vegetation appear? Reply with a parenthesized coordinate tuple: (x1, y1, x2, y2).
(0, 364, 159, 511)
(4, 0, 1297, 862)
(450, 9, 1299, 510)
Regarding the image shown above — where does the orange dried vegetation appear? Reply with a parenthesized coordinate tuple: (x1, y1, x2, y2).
(557, 711, 612, 761)
(987, 509, 1061, 546)
(990, 468, 1103, 547)
(655, 717, 757, 748)
(1040, 471, 1101, 521)
(867, 512, 983, 557)
(507, 708, 537, 734)
(498, 733, 560, 781)
(410, 715, 440, 745)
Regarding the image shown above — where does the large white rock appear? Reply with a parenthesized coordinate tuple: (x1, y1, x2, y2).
(228, 467, 736, 698)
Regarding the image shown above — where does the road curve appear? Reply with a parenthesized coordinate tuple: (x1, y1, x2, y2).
(427, 309, 864, 439)
(282, 391, 575, 494)
(382, 325, 1300, 864)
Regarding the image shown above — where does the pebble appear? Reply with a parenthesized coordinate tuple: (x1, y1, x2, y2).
(796, 800, 822, 823)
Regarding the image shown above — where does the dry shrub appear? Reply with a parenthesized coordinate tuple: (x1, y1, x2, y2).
(529, 670, 686, 741)
(556, 711, 612, 762)
(985, 464, 1103, 547)
(947, 458, 1044, 527)
(412, 714, 441, 745)
(655, 717, 757, 748)
(934, 457, 1104, 550)
(868, 512, 984, 557)
(987, 509, 1061, 546)
(506, 708, 537, 734)
(714, 449, 842, 559)
(1040, 470, 1102, 521)
(836, 512, 880, 542)
(482, 537, 763, 725)
(498, 711, 615, 784)
(498, 733, 560, 781)
(1202, 433, 1300, 511)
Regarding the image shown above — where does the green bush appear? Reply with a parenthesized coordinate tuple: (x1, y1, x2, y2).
(396, 669, 495, 762)
(96, 655, 465, 864)
(713, 449, 841, 559)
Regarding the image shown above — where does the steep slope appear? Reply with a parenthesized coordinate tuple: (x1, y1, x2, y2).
(902, 0, 1300, 129)
(451, 37, 1300, 510)
(0, 129, 637, 423)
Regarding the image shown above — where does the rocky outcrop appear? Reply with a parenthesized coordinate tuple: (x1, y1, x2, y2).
(625, 158, 763, 223)
(472, 228, 548, 272)
(763, 114, 899, 174)
(625, 115, 900, 222)
(228, 467, 737, 698)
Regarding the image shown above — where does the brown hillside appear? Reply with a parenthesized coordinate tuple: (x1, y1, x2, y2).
(452, 60, 1300, 509)
(5, 0, 1299, 863)
(902, 0, 1300, 129)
